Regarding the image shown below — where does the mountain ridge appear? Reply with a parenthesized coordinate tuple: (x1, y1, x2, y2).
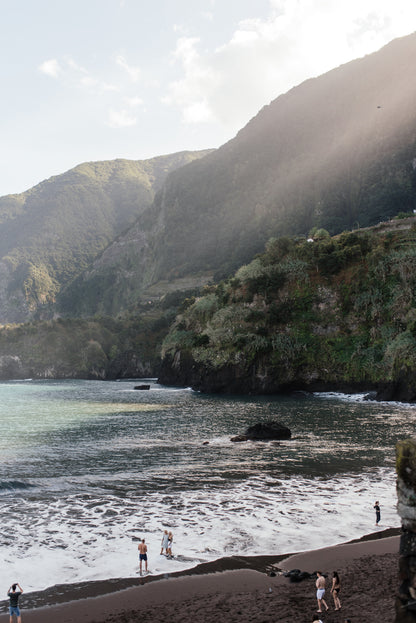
(0, 150, 213, 322)
(67, 32, 416, 317)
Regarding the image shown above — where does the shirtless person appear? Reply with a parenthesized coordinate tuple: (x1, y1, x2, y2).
(315, 571, 329, 613)
(138, 539, 148, 575)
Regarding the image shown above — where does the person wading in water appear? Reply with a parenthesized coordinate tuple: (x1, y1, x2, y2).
(138, 539, 148, 575)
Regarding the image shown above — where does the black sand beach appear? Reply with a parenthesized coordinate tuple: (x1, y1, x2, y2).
(0, 528, 400, 623)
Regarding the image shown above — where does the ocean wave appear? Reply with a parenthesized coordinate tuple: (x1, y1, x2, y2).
(0, 465, 398, 593)
(0, 480, 34, 492)
(313, 391, 368, 402)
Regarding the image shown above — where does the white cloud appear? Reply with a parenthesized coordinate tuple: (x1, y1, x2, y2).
(163, 0, 416, 132)
(38, 58, 62, 78)
(116, 55, 140, 82)
(183, 100, 213, 124)
(124, 96, 144, 108)
(38, 55, 120, 96)
(202, 11, 214, 22)
(66, 58, 88, 74)
(107, 108, 137, 128)
(79, 74, 119, 93)
(162, 37, 218, 124)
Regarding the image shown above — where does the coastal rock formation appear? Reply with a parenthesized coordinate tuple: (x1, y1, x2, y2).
(106, 351, 155, 380)
(231, 420, 291, 442)
(377, 371, 416, 403)
(0, 355, 25, 379)
(396, 438, 416, 621)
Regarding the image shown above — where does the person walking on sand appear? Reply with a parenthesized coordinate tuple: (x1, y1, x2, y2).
(160, 529, 169, 555)
(167, 531, 173, 558)
(331, 571, 342, 611)
(315, 571, 329, 613)
(374, 500, 381, 525)
(7, 583, 23, 623)
(138, 538, 148, 575)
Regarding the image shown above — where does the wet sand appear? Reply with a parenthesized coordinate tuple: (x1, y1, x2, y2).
(0, 528, 400, 623)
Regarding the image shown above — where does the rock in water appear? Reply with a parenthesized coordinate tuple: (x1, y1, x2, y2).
(231, 420, 291, 442)
(245, 420, 291, 440)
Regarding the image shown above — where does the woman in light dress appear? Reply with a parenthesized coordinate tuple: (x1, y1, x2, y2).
(160, 529, 169, 555)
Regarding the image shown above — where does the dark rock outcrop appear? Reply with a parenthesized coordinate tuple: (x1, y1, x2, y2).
(231, 420, 291, 442)
(376, 371, 416, 403)
(158, 351, 377, 396)
(283, 569, 313, 583)
(230, 434, 249, 443)
(245, 421, 291, 440)
(0, 356, 26, 379)
(106, 351, 156, 380)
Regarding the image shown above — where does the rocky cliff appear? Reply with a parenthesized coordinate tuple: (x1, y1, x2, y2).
(159, 219, 416, 402)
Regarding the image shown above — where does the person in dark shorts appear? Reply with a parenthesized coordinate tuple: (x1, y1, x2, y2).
(7, 583, 23, 623)
(374, 500, 381, 525)
(138, 538, 148, 575)
(331, 571, 341, 610)
(167, 531, 173, 558)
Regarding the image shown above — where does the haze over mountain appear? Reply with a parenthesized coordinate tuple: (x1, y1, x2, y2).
(63, 32, 416, 317)
(1, 33, 416, 323)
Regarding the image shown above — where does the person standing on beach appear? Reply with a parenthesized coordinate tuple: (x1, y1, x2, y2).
(315, 571, 329, 613)
(7, 583, 23, 623)
(167, 531, 173, 558)
(138, 539, 148, 575)
(160, 529, 169, 555)
(374, 500, 381, 525)
(331, 571, 341, 611)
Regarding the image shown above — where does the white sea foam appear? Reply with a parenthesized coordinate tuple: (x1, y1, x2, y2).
(0, 465, 398, 593)
(314, 390, 416, 410)
(313, 392, 368, 402)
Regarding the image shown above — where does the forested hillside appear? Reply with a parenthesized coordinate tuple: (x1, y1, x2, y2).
(0, 151, 212, 323)
(2, 34, 416, 391)
(159, 217, 416, 402)
(68, 32, 416, 318)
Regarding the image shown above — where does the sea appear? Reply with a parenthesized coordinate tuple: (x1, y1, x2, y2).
(0, 378, 411, 594)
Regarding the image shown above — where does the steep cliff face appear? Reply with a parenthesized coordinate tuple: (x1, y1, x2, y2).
(159, 220, 416, 401)
(0, 315, 162, 381)
(57, 34, 416, 317)
(143, 33, 416, 283)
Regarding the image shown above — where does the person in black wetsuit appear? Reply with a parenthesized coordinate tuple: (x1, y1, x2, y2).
(374, 500, 381, 525)
(7, 583, 23, 623)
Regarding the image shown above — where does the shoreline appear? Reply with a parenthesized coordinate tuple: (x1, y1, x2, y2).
(0, 527, 400, 622)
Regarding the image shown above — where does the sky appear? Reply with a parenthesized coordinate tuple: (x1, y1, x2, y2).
(1, 0, 415, 197)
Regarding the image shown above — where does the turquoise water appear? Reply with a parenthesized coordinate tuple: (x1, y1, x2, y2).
(0, 379, 411, 592)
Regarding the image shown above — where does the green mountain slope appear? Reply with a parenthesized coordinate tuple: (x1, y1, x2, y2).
(143, 32, 416, 280)
(159, 217, 416, 401)
(66, 33, 416, 319)
(0, 151, 212, 322)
